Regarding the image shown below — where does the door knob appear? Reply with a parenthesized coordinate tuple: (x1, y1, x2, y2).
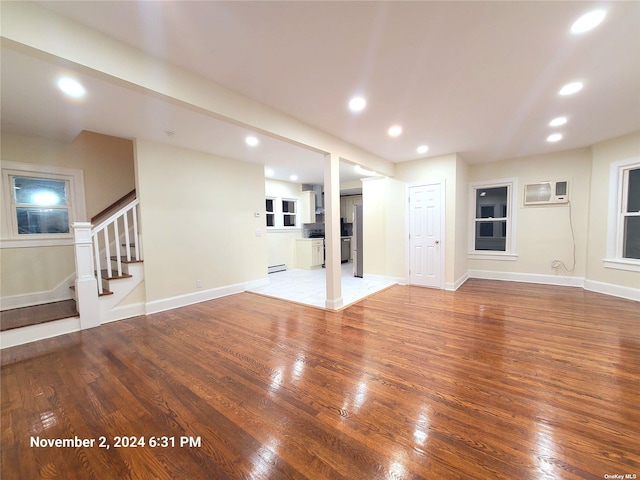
(435, 240, 440, 245)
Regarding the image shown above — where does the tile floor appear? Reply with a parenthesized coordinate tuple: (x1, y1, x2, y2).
(248, 262, 398, 309)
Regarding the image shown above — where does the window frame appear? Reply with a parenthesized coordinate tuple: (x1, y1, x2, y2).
(1, 161, 87, 248)
(265, 195, 300, 230)
(468, 177, 518, 261)
(605, 157, 640, 272)
(265, 197, 275, 228)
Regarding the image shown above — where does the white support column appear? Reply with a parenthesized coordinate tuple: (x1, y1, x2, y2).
(324, 152, 343, 310)
(73, 222, 100, 329)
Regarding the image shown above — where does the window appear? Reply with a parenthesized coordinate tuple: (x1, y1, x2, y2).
(2, 161, 86, 247)
(623, 167, 640, 259)
(469, 178, 518, 260)
(264, 196, 299, 229)
(12, 176, 70, 234)
(265, 198, 275, 227)
(282, 199, 296, 227)
(606, 158, 640, 271)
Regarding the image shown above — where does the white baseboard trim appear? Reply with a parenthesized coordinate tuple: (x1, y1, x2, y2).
(584, 279, 640, 302)
(468, 270, 585, 288)
(325, 297, 344, 310)
(1, 273, 75, 311)
(0, 316, 80, 349)
(446, 273, 470, 291)
(102, 302, 147, 324)
(145, 277, 270, 315)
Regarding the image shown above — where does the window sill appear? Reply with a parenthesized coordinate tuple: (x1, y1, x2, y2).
(603, 259, 640, 272)
(266, 227, 302, 234)
(468, 252, 518, 261)
(1, 237, 74, 248)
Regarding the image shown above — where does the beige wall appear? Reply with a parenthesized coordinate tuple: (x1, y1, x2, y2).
(135, 140, 268, 303)
(395, 153, 460, 286)
(362, 177, 406, 279)
(265, 179, 302, 268)
(0, 130, 135, 302)
(71, 131, 135, 219)
(454, 156, 469, 285)
(587, 132, 640, 288)
(468, 148, 592, 279)
(0, 133, 75, 299)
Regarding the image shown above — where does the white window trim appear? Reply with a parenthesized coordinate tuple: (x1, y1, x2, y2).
(1, 161, 86, 248)
(468, 177, 518, 261)
(265, 195, 301, 230)
(604, 156, 640, 272)
(265, 196, 276, 228)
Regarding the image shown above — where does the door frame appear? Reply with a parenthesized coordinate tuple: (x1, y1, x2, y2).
(405, 180, 446, 289)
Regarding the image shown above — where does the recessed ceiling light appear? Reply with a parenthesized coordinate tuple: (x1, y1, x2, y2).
(388, 125, 402, 137)
(245, 136, 259, 146)
(348, 97, 366, 112)
(265, 168, 274, 177)
(559, 82, 583, 96)
(571, 10, 607, 34)
(165, 130, 178, 138)
(57, 77, 85, 98)
(417, 145, 429, 154)
(290, 174, 298, 181)
(549, 117, 567, 127)
(547, 133, 563, 142)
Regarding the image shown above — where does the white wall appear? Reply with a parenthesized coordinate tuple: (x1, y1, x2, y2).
(135, 140, 268, 305)
(468, 148, 592, 282)
(362, 177, 406, 280)
(586, 132, 640, 291)
(394, 153, 462, 286)
(264, 179, 302, 269)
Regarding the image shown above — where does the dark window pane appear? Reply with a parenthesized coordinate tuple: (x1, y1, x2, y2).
(282, 200, 295, 213)
(266, 199, 274, 212)
(13, 177, 67, 206)
(475, 221, 506, 251)
(476, 187, 507, 218)
(623, 216, 640, 259)
(284, 214, 296, 227)
(16, 208, 69, 234)
(266, 213, 275, 227)
(627, 168, 640, 213)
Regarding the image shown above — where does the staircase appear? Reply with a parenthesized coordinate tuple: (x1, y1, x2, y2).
(72, 194, 144, 328)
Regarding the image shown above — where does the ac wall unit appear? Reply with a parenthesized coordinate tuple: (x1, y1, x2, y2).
(524, 181, 569, 205)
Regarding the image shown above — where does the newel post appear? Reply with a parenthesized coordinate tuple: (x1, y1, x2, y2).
(73, 222, 100, 329)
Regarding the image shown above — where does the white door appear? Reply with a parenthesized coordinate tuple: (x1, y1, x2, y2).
(409, 184, 442, 288)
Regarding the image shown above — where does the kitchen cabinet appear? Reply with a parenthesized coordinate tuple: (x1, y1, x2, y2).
(301, 191, 316, 224)
(296, 239, 323, 269)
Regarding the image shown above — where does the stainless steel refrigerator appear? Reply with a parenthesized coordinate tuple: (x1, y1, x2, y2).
(353, 204, 363, 277)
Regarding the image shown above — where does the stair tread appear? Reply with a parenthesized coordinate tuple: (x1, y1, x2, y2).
(110, 256, 143, 264)
(99, 270, 133, 280)
(70, 285, 113, 297)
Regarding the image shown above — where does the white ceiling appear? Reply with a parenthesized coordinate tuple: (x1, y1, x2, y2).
(2, 1, 639, 185)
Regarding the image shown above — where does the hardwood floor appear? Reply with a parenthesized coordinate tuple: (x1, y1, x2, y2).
(1, 280, 638, 479)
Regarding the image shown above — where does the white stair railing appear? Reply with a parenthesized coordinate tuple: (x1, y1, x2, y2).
(91, 199, 141, 294)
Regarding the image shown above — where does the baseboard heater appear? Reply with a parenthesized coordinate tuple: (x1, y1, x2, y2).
(268, 264, 287, 274)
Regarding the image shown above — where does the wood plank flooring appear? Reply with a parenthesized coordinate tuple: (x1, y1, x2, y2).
(0, 300, 78, 331)
(1, 279, 638, 479)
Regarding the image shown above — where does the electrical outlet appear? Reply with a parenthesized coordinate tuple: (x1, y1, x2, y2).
(196, 280, 202, 288)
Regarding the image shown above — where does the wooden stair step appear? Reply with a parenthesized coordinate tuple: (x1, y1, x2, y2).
(70, 285, 113, 297)
(99, 270, 133, 281)
(110, 256, 143, 264)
